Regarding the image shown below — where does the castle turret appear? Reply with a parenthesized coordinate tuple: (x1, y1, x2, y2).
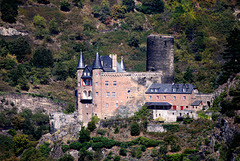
(92, 51, 103, 69)
(120, 56, 126, 72)
(77, 50, 85, 70)
(147, 35, 174, 83)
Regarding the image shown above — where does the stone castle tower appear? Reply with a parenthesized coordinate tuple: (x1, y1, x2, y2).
(147, 35, 174, 83)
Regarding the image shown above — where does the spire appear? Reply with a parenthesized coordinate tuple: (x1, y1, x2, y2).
(120, 56, 126, 71)
(76, 50, 85, 70)
(92, 50, 103, 69)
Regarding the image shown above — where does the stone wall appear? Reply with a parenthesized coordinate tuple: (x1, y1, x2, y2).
(152, 110, 198, 122)
(49, 112, 80, 134)
(0, 93, 66, 114)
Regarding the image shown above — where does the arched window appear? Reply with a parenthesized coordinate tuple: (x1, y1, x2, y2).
(88, 91, 92, 99)
(83, 91, 87, 99)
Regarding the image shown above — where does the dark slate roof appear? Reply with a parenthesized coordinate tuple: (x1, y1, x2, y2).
(100, 55, 115, 72)
(145, 83, 197, 94)
(76, 51, 85, 70)
(81, 66, 92, 78)
(191, 100, 202, 106)
(145, 102, 172, 106)
(92, 51, 103, 69)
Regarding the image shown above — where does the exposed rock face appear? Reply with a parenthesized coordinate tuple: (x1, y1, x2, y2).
(49, 112, 80, 133)
(0, 93, 66, 114)
(38, 124, 81, 159)
(147, 124, 166, 132)
(0, 27, 28, 36)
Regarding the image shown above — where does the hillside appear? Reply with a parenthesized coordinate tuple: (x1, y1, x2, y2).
(0, 0, 240, 103)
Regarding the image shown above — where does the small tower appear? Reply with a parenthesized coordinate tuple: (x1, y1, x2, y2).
(120, 56, 126, 72)
(92, 51, 103, 120)
(76, 51, 85, 121)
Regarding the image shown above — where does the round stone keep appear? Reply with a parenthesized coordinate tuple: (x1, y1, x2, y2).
(147, 35, 174, 83)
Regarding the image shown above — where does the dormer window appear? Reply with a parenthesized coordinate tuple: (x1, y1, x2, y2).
(173, 88, 176, 92)
(183, 88, 186, 92)
(151, 89, 154, 92)
(155, 89, 158, 92)
(87, 72, 90, 76)
(84, 72, 86, 76)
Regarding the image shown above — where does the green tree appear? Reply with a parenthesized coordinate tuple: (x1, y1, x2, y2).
(13, 134, 29, 156)
(49, 18, 59, 34)
(183, 67, 194, 83)
(60, 1, 70, 12)
(127, 33, 140, 47)
(138, 0, 164, 14)
(122, 0, 135, 12)
(221, 28, 240, 80)
(59, 154, 74, 161)
(79, 126, 90, 143)
(8, 37, 31, 63)
(130, 122, 140, 136)
(0, 0, 18, 23)
(21, 147, 46, 161)
(111, 4, 126, 19)
(33, 48, 54, 68)
(33, 15, 46, 29)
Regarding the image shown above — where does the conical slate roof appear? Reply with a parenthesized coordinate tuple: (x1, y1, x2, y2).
(120, 56, 126, 71)
(92, 51, 103, 69)
(76, 51, 85, 70)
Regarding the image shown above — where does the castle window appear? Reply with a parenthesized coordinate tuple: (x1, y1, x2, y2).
(96, 82, 98, 86)
(183, 88, 186, 92)
(106, 103, 109, 108)
(113, 81, 117, 86)
(87, 113, 88, 115)
(173, 96, 176, 100)
(78, 82, 81, 87)
(149, 96, 152, 100)
(106, 92, 110, 97)
(173, 113, 174, 115)
(84, 72, 86, 76)
(157, 96, 159, 100)
(86, 104, 88, 108)
(151, 89, 154, 92)
(183, 96, 186, 100)
(186, 106, 188, 108)
(82, 79, 92, 86)
(115, 103, 118, 107)
(164, 96, 166, 99)
(87, 72, 90, 76)
(96, 92, 98, 96)
(155, 89, 158, 92)
(105, 81, 109, 86)
(112, 92, 115, 97)
(173, 88, 176, 92)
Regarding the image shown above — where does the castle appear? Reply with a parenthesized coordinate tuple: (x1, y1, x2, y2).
(76, 35, 211, 125)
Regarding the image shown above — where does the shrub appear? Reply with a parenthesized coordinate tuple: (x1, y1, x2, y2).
(140, 145, 146, 152)
(97, 129, 106, 135)
(170, 144, 181, 152)
(166, 153, 182, 161)
(130, 122, 140, 136)
(162, 124, 179, 132)
(39, 142, 51, 157)
(87, 121, 97, 132)
(113, 155, 121, 161)
(114, 127, 119, 134)
(119, 148, 127, 156)
(136, 149, 142, 159)
(151, 148, 158, 157)
(183, 116, 193, 124)
(61, 144, 69, 152)
(8, 129, 17, 136)
(59, 154, 74, 161)
(60, 1, 70, 12)
(92, 142, 104, 151)
(79, 126, 91, 143)
(69, 141, 82, 150)
(164, 135, 178, 145)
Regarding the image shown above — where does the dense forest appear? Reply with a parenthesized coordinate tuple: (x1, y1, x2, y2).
(0, 0, 240, 160)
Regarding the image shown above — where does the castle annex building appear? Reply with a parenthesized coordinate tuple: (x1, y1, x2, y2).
(76, 35, 210, 125)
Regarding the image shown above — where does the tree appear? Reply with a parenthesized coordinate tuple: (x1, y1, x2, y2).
(111, 4, 126, 19)
(8, 37, 31, 63)
(0, 0, 18, 23)
(79, 126, 90, 143)
(122, 0, 135, 12)
(137, 0, 164, 14)
(21, 147, 46, 161)
(222, 28, 240, 79)
(33, 48, 54, 68)
(130, 122, 140, 136)
(13, 134, 29, 156)
(59, 154, 74, 161)
(60, 1, 70, 12)
(49, 18, 59, 34)
(33, 15, 46, 29)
